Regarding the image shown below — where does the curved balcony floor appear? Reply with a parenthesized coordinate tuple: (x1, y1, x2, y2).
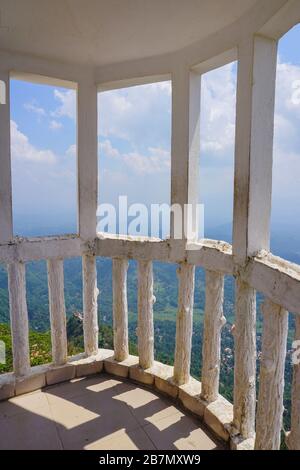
(0, 373, 225, 450)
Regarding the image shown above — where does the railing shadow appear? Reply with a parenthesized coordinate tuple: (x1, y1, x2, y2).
(0, 374, 223, 450)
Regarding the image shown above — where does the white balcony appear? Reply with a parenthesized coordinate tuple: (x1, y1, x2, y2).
(0, 0, 300, 451)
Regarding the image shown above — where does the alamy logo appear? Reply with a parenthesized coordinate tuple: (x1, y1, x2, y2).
(96, 196, 204, 250)
(0, 340, 5, 365)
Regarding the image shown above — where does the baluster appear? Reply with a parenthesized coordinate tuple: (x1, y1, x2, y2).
(137, 260, 154, 369)
(286, 315, 300, 450)
(8, 262, 30, 376)
(173, 262, 195, 385)
(82, 254, 99, 356)
(255, 299, 288, 450)
(47, 259, 68, 365)
(233, 278, 256, 438)
(112, 258, 129, 362)
(201, 270, 225, 402)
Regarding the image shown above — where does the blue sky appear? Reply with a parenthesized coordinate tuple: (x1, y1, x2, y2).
(9, 24, 300, 242)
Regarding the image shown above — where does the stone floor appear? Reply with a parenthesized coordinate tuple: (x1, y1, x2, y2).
(0, 374, 225, 450)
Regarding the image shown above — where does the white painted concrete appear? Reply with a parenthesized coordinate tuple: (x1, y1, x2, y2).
(77, 75, 98, 240)
(47, 259, 68, 366)
(233, 35, 277, 263)
(170, 69, 200, 240)
(173, 263, 195, 385)
(82, 254, 99, 356)
(0, 70, 12, 242)
(112, 258, 129, 362)
(286, 315, 300, 450)
(201, 271, 225, 402)
(0, 0, 258, 66)
(137, 260, 154, 369)
(7, 262, 30, 376)
(255, 299, 288, 450)
(233, 278, 256, 438)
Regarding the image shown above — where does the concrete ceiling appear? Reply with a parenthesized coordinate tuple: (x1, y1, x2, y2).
(0, 0, 258, 66)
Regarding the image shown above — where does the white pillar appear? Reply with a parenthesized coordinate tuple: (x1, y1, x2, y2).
(77, 75, 98, 240)
(137, 260, 154, 369)
(0, 70, 13, 242)
(112, 258, 129, 362)
(47, 259, 68, 366)
(170, 68, 200, 241)
(82, 254, 99, 356)
(8, 262, 30, 376)
(286, 315, 300, 450)
(255, 299, 288, 450)
(233, 35, 277, 263)
(173, 263, 195, 385)
(201, 270, 225, 402)
(233, 278, 256, 437)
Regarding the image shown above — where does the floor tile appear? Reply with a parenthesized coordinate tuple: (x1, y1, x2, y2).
(0, 391, 49, 420)
(85, 428, 156, 450)
(143, 413, 221, 450)
(0, 405, 62, 450)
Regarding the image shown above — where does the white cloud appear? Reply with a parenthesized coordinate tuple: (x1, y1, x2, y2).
(273, 60, 300, 153)
(24, 100, 46, 118)
(10, 121, 77, 220)
(49, 119, 63, 130)
(153, 81, 172, 95)
(123, 147, 170, 175)
(99, 168, 128, 185)
(52, 89, 76, 120)
(66, 144, 76, 158)
(200, 63, 237, 158)
(99, 139, 120, 158)
(99, 138, 170, 175)
(98, 81, 171, 147)
(11, 120, 56, 164)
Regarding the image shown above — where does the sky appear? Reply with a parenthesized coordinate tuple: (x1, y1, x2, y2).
(8, 24, 300, 244)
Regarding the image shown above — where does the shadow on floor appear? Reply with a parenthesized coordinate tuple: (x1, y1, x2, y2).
(0, 374, 225, 450)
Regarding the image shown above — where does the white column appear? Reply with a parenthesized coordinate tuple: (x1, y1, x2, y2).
(82, 254, 99, 356)
(47, 259, 68, 365)
(112, 258, 129, 362)
(255, 299, 288, 450)
(233, 35, 277, 263)
(170, 67, 200, 241)
(77, 74, 98, 240)
(201, 270, 225, 402)
(232, 34, 277, 440)
(0, 70, 13, 242)
(8, 262, 30, 376)
(137, 260, 154, 369)
(286, 315, 300, 450)
(233, 278, 256, 437)
(173, 263, 195, 385)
